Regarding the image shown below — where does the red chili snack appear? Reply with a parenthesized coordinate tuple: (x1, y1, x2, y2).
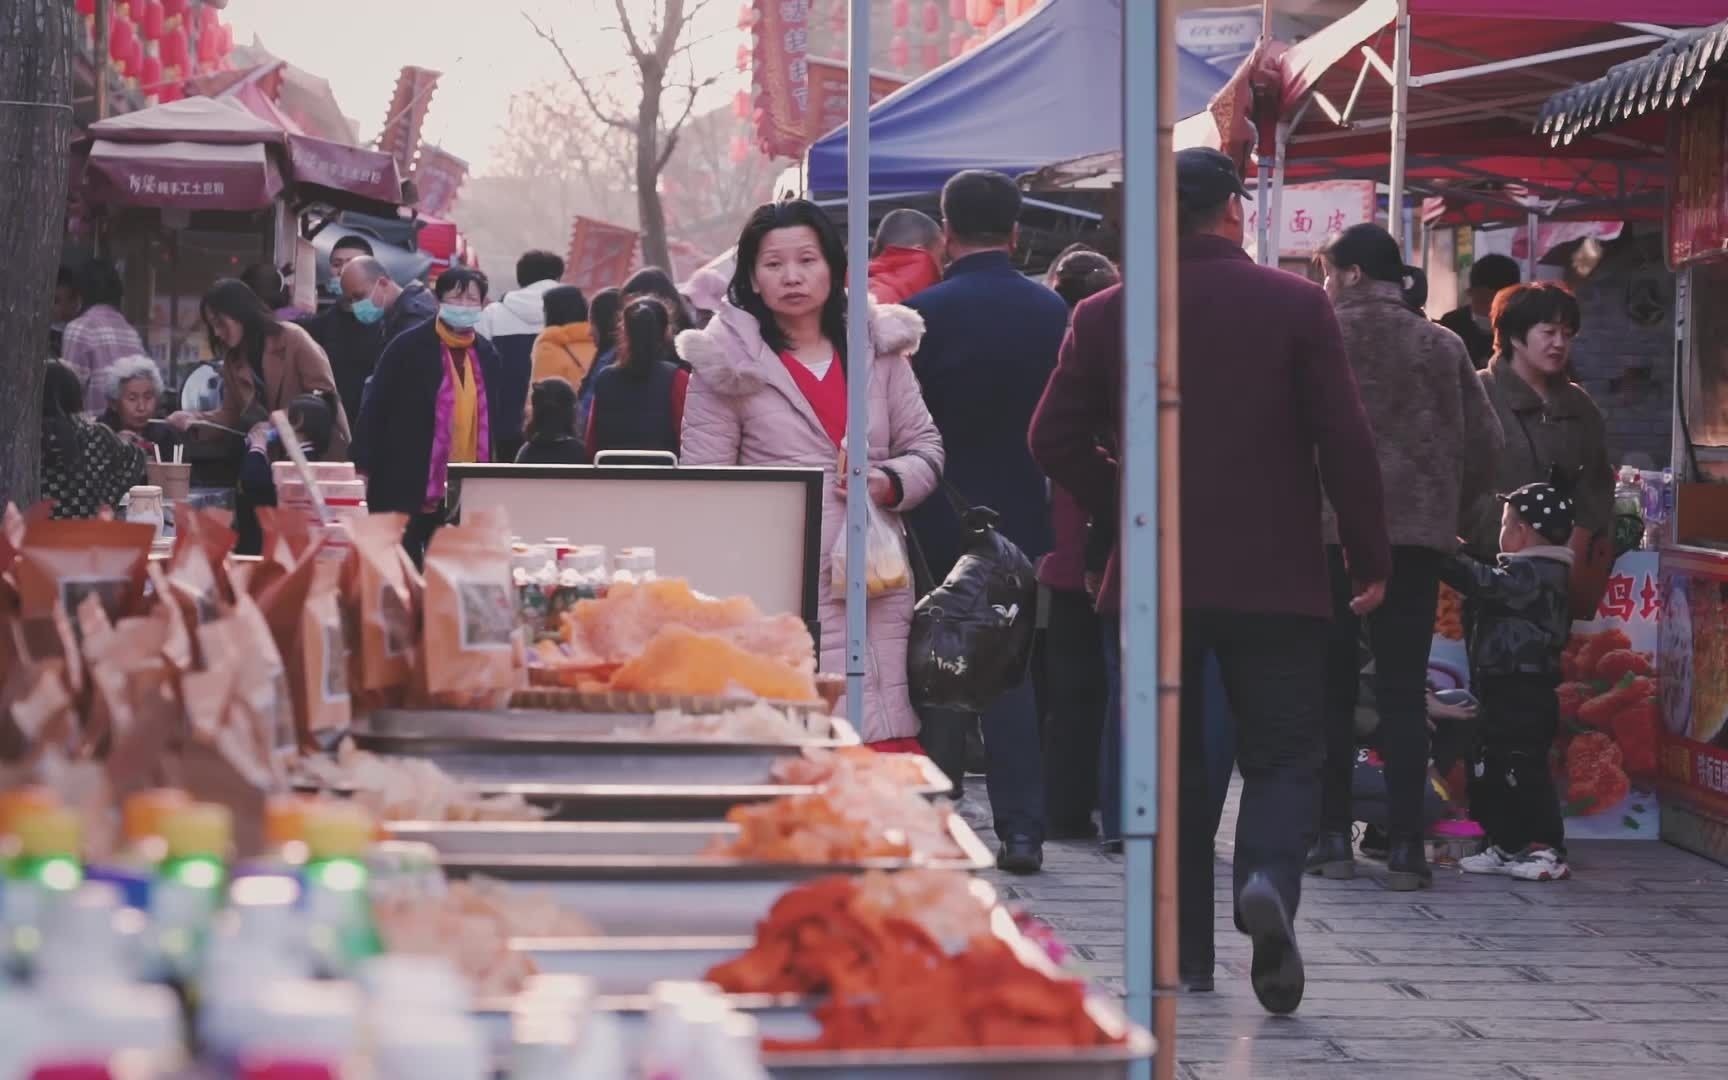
(1594, 649, 1655, 683)
(1573, 629, 1633, 679)
(1610, 700, 1661, 781)
(1557, 682, 1593, 721)
(1578, 676, 1655, 728)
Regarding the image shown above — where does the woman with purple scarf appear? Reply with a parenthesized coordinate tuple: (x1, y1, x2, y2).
(355, 267, 505, 563)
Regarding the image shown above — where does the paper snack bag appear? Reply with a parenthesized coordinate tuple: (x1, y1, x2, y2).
(179, 658, 280, 857)
(291, 562, 351, 749)
(17, 518, 155, 627)
(95, 609, 184, 802)
(422, 514, 522, 708)
(200, 594, 293, 756)
(349, 514, 414, 706)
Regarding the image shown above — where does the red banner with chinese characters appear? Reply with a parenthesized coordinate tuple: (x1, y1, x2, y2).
(752, 0, 812, 160)
(1658, 546, 1728, 863)
(803, 59, 904, 148)
(1431, 550, 1662, 841)
(564, 216, 641, 296)
(1242, 180, 1376, 262)
(1667, 84, 1728, 270)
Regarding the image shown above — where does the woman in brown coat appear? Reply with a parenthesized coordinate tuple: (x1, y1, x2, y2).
(167, 279, 351, 459)
(1464, 283, 1613, 560)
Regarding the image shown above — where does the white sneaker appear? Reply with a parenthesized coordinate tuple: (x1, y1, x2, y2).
(1504, 846, 1571, 882)
(1459, 845, 1515, 875)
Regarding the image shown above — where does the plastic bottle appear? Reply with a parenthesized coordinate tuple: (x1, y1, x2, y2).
(0, 787, 61, 920)
(151, 803, 232, 979)
(1613, 466, 1644, 555)
(86, 789, 193, 912)
(234, 795, 314, 880)
(5, 806, 84, 939)
(301, 804, 382, 976)
(201, 876, 319, 1064)
(362, 955, 487, 1080)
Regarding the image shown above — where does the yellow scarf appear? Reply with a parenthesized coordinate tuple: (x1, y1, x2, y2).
(437, 320, 480, 464)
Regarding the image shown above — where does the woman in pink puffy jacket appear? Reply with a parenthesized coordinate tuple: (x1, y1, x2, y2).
(677, 200, 945, 745)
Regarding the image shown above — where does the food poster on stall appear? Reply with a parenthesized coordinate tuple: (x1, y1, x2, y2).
(1432, 551, 1661, 840)
(1658, 548, 1728, 862)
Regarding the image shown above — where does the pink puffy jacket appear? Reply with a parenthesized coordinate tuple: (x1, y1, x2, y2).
(677, 301, 944, 742)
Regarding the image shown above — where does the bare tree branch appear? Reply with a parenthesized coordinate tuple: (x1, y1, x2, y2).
(656, 69, 723, 173)
(523, 13, 635, 131)
(612, 0, 648, 60)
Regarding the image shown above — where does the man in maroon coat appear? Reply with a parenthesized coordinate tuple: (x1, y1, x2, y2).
(1028, 148, 1392, 1015)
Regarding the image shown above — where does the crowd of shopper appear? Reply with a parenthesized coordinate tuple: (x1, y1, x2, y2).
(35, 153, 1619, 1020)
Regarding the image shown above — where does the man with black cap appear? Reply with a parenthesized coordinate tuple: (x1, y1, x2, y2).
(1030, 147, 1391, 1014)
(1442, 470, 1577, 883)
(1439, 254, 1521, 368)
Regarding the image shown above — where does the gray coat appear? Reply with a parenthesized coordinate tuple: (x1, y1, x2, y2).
(1322, 281, 1501, 553)
(1465, 357, 1613, 557)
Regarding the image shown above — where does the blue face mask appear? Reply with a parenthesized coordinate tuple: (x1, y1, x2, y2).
(351, 297, 384, 325)
(440, 304, 482, 331)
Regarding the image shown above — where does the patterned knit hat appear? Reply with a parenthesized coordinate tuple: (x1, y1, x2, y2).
(1499, 475, 1575, 545)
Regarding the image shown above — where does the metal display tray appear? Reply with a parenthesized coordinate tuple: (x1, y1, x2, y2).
(349, 708, 860, 787)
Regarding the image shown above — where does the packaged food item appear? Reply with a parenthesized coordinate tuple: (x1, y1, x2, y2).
(831, 501, 911, 599)
(16, 520, 155, 666)
(607, 625, 820, 702)
(288, 563, 351, 749)
(124, 484, 166, 539)
(301, 804, 383, 975)
(422, 512, 522, 708)
(349, 514, 415, 707)
(151, 802, 231, 978)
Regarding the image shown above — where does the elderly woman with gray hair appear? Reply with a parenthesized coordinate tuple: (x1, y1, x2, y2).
(97, 354, 177, 460)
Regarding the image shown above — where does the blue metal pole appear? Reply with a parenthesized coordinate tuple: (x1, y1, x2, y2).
(1122, 0, 1165, 1076)
(844, 0, 871, 732)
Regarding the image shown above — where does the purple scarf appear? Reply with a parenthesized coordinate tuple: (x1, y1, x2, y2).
(424, 337, 491, 508)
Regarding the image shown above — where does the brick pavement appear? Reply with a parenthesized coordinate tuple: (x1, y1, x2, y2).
(957, 781, 1728, 1079)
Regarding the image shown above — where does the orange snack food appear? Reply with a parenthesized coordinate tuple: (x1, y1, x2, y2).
(711, 794, 912, 863)
(563, 578, 814, 670)
(606, 625, 819, 702)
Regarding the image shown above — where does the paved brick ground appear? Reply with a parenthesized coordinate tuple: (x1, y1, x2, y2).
(958, 781, 1728, 1079)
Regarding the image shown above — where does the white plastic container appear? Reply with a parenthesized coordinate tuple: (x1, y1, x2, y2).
(125, 485, 166, 540)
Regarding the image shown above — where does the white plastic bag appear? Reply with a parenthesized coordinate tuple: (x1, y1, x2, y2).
(832, 500, 911, 599)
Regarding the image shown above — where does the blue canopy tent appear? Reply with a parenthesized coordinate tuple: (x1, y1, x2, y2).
(804, 0, 1227, 196)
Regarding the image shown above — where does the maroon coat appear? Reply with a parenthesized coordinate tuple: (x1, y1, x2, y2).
(1028, 235, 1392, 617)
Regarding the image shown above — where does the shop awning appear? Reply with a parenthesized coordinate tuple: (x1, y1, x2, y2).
(83, 97, 288, 212)
(285, 133, 405, 210)
(1537, 18, 1728, 145)
(804, 0, 1227, 195)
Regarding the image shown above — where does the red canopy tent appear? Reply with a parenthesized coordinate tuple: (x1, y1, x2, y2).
(1179, 0, 1724, 261)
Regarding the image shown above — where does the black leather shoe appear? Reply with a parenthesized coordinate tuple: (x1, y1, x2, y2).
(1385, 836, 1433, 891)
(1238, 872, 1304, 1015)
(996, 835, 1043, 874)
(1305, 832, 1355, 880)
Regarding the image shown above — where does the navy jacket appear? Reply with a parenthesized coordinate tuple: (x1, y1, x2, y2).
(355, 319, 504, 515)
(905, 251, 1070, 580)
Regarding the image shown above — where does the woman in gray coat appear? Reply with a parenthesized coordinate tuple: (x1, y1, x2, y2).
(1309, 224, 1503, 890)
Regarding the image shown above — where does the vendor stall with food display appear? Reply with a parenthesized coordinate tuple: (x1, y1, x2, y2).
(1539, 18, 1728, 863)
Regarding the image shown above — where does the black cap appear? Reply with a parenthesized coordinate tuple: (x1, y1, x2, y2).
(1499, 481, 1574, 545)
(1176, 148, 1253, 211)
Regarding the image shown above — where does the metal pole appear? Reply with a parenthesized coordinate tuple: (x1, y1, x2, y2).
(1256, 159, 1273, 265)
(843, 0, 871, 731)
(1268, 122, 1289, 266)
(94, 0, 110, 120)
(1388, 0, 1411, 244)
(1123, 0, 1176, 1076)
(1524, 204, 1541, 281)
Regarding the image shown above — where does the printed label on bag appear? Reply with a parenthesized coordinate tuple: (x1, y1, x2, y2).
(456, 578, 516, 651)
(380, 584, 413, 658)
(324, 621, 351, 703)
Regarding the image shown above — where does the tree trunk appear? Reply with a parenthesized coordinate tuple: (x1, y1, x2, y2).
(0, 2, 75, 509)
(635, 59, 672, 273)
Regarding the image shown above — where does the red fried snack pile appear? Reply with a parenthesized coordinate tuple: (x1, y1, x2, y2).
(707, 873, 1119, 1051)
(1558, 628, 1658, 802)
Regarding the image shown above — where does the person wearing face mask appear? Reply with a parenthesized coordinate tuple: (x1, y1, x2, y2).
(311, 255, 439, 438)
(1307, 224, 1502, 891)
(166, 279, 351, 459)
(1438, 255, 1521, 370)
(355, 268, 503, 563)
(1465, 282, 1614, 612)
(678, 199, 944, 753)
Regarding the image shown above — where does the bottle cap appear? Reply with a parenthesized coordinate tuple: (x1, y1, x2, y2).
(162, 803, 233, 859)
(16, 806, 81, 859)
(122, 789, 191, 844)
(0, 786, 60, 836)
(303, 804, 374, 860)
(264, 796, 313, 849)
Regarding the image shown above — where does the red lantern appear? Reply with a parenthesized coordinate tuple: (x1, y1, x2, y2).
(109, 17, 134, 62)
(736, 43, 750, 72)
(966, 0, 992, 29)
(829, 0, 846, 33)
(921, 41, 941, 69)
(160, 28, 186, 67)
(158, 80, 182, 104)
(892, 0, 910, 30)
(729, 134, 750, 165)
(733, 88, 750, 120)
(737, 3, 753, 30)
(141, 53, 162, 89)
(922, 0, 941, 34)
(162, 0, 185, 15)
(199, 23, 220, 63)
(949, 30, 966, 58)
(890, 33, 910, 69)
(121, 37, 143, 77)
(220, 23, 232, 53)
(949, 0, 965, 19)
(142, 0, 163, 38)
(76, 0, 96, 16)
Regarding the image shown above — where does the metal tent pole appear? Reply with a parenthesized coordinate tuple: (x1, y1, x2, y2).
(1524, 203, 1541, 280)
(1388, 0, 1411, 244)
(1123, 0, 1178, 1077)
(843, 0, 871, 731)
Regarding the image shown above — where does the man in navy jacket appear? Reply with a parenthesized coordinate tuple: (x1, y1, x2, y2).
(1029, 148, 1391, 1014)
(906, 170, 1071, 875)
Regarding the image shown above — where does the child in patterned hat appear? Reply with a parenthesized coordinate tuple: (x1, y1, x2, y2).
(1439, 468, 1577, 882)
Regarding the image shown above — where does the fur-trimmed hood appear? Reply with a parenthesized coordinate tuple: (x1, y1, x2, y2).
(675, 299, 924, 397)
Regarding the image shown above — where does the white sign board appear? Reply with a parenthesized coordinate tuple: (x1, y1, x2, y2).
(1243, 181, 1378, 261)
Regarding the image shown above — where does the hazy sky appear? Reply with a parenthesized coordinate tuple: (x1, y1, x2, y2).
(224, 0, 744, 175)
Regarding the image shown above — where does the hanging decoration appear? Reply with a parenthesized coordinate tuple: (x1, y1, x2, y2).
(890, 33, 909, 70)
(949, 0, 965, 20)
(921, 41, 941, 69)
(141, 0, 164, 39)
(730, 133, 750, 164)
(737, 3, 754, 29)
(922, 0, 941, 35)
(733, 88, 751, 120)
(949, 30, 967, 59)
(892, 0, 910, 30)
